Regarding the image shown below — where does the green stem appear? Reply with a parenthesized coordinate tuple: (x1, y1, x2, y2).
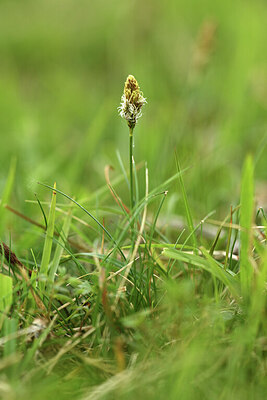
(129, 126, 134, 211)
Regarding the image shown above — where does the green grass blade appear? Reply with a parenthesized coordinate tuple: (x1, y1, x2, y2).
(0, 273, 13, 327)
(3, 318, 17, 357)
(0, 157, 16, 236)
(162, 247, 239, 298)
(239, 155, 254, 300)
(38, 182, 126, 261)
(49, 206, 73, 282)
(133, 156, 139, 206)
(200, 247, 240, 298)
(116, 149, 130, 189)
(39, 182, 57, 292)
(246, 245, 267, 346)
(148, 191, 168, 250)
(35, 193, 48, 230)
(174, 152, 197, 251)
(0, 273, 13, 312)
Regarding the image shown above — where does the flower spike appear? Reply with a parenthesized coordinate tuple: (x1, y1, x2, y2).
(118, 75, 146, 129)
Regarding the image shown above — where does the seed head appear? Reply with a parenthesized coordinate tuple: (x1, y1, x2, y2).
(118, 75, 146, 129)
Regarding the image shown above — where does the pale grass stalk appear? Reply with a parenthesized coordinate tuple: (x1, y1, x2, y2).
(107, 257, 139, 280)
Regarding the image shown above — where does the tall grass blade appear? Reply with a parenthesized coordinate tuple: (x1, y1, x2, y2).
(116, 149, 130, 189)
(239, 155, 254, 301)
(39, 182, 57, 292)
(148, 191, 168, 250)
(247, 246, 267, 346)
(0, 273, 13, 330)
(35, 193, 48, 230)
(3, 318, 17, 357)
(174, 152, 197, 250)
(49, 206, 73, 282)
(0, 158, 16, 235)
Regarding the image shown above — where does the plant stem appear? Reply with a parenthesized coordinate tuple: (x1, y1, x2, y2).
(129, 126, 134, 211)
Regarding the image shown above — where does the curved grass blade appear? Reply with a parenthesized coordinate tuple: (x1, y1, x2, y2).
(38, 182, 126, 261)
(162, 247, 240, 298)
(39, 182, 57, 292)
(35, 193, 47, 230)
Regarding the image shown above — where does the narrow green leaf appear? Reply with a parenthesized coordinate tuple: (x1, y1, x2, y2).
(247, 246, 267, 345)
(162, 247, 239, 298)
(0, 273, 13, 321)
(116, 149, 130, 189)
(35, 193, 48, 230)
(148, 192, 167, 250)
(0, 157, 16, 235)
(39, 182, 57, 291)
(174, 152, 197, 251)
(38, 182, 126, 261)
(49, 206, 73, 282)
(3, 318, 17, 357)
(201, 247, 240, 298)
(239, 155, 254, 300)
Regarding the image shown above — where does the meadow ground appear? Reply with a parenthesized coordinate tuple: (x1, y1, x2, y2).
(0, 1, 267, 399)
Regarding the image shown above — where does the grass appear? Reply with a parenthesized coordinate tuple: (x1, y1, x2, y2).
(0, 0, 267, 399)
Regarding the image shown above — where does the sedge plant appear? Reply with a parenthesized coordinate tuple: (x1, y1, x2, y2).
(0, 74, 266, 400)
(118, 75, 146, 211)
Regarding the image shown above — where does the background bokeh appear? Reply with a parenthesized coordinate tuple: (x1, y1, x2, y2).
(0, 0, 266, 236)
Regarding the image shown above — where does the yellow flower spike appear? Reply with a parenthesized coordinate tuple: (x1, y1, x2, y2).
(118, 75, 147, 211)
(118, 75, 146, 129)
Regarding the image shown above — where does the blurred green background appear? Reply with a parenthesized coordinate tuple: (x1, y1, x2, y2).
(0, 0, 266, 233)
